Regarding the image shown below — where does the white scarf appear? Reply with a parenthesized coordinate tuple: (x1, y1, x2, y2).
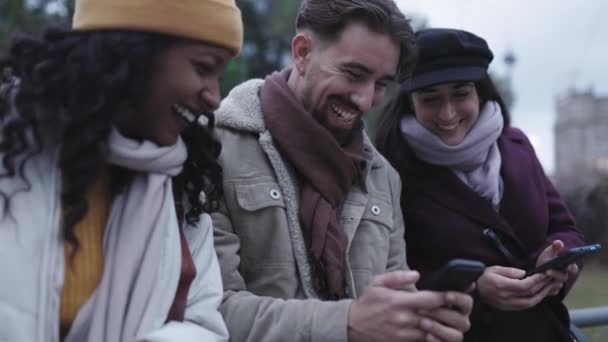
(65, 129, 187, 341)
(400, 101, 505, 208)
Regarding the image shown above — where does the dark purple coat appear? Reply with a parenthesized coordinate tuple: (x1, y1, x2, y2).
(399, 127, 585, 342)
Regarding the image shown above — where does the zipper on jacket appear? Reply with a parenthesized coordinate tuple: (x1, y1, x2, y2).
(483, 228, 518, 266)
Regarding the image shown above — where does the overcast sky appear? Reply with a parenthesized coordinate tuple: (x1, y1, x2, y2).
(395, 0, 608, 174)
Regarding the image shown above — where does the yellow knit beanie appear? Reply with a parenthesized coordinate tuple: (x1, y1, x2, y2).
(72, 0, 243, 54)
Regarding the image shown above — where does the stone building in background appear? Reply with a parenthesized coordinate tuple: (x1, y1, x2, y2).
(554, 89, 608, 192)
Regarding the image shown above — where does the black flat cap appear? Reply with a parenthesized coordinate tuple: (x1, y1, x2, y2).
(403, 28, 494, 91)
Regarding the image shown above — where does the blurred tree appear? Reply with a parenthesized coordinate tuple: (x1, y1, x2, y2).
(221, 0, 299, 94)
(565, 178, 608, 264)
(0, 0, 72, 52)
(1, 0, 298, 94)
(3, 0, 516, 124)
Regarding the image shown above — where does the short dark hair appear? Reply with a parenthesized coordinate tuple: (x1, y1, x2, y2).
(295, 0, 417, 81)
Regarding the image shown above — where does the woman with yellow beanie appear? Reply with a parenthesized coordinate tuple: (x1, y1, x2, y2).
(0, 0, 242, 341)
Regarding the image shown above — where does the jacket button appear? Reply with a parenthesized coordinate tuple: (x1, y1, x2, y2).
(198, 115, 210, 127)
(269, 189, 281, 200)
(371, 205, 381, 215)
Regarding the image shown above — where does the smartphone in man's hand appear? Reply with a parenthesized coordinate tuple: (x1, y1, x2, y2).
(422, 259, 485, 292)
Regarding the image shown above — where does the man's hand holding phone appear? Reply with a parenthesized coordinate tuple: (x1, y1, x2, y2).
(348, 271, 473, 342)
(422, 259, 485, 293)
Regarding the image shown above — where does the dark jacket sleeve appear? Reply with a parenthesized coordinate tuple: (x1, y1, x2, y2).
(517, 129, 586, 296)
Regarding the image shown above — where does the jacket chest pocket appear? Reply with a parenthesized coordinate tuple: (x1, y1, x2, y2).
(347, 196, 393, 275)
(361, 198, 393, 230)
(234, 181, 295, 267)
(236, 181, 286, 211)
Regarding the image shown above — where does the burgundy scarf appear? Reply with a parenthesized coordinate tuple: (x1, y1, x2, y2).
(167, 185, 197, 322)
(261, 70, 365, 299)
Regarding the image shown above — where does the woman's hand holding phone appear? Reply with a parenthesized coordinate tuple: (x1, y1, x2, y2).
(534, 240, 580, 296)
(477, 241, 592, 310)
(476, 266, 554, 311)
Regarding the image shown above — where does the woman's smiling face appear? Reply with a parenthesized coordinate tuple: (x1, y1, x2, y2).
(120, 40, 233, 146)
(411, 81, 481, 145)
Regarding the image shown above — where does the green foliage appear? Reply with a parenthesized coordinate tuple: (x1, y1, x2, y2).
(221, 0, 299, 95)
(565, 265, 608, 341)
(0, 0, 298, 95)
(0, 0, 73, 52)
(565, 177, 608, 264)
(0, 0, 516, 118)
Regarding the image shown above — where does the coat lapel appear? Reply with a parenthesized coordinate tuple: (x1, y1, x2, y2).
(406, 138, 528, 253)
(259, 131, 320, 299)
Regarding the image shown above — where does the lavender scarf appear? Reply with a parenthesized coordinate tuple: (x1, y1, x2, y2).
(400, 101, 505, 208)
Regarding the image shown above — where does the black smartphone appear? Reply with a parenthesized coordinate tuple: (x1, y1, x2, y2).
(526, 244, 602, 277)
(525, 244, 601, 277)
(422, 259, 486, 292)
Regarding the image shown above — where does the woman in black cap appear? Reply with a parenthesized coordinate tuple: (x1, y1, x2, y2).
(375, 28, 585, 341)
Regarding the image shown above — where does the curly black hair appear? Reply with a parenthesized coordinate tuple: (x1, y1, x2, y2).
(0, 27, 223, 247)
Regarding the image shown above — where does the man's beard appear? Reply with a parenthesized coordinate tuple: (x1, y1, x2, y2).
(312, 106, 362, 146)
(300, 77, 362, 145)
